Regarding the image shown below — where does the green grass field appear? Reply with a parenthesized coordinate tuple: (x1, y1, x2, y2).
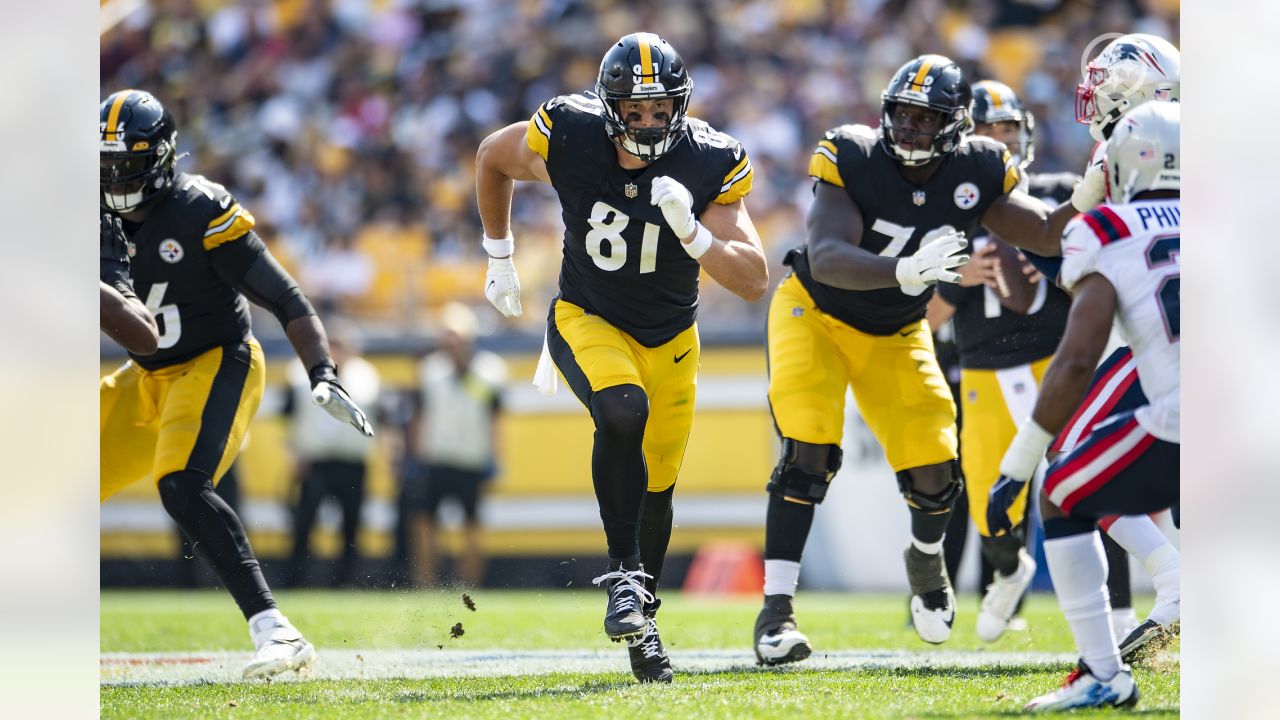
(100, 590, 1179, 719)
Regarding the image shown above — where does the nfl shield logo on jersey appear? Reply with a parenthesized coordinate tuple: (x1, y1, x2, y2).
(912, 190, 926, 206)
(625, 183, 639, 199)
(159, 239, 184, 264)
(953, 182, 980, 209)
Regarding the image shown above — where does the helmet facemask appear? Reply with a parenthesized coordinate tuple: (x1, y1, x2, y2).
(1077, 35, 1180, 142)
(881, 100, 971, 167)
(598, 84, 691, 163)
(595, 33, 693, 163)
(100, 138, 175, 212)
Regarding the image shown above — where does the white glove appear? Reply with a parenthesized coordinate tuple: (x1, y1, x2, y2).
(1071, 143, 1108, 212)
(895, 230, 969, 296)
(650, 176, 696, 239)
(312, 380, 375, 437)
(998, 420, 1055, 482)
(485, 256, 522, 317)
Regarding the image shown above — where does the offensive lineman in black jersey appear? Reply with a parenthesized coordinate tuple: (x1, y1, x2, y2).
(754, 55, 1095, 665)
(925, 80, 1075, 643)
(475, 34, 767, 682)
(99, 90, 374, 680)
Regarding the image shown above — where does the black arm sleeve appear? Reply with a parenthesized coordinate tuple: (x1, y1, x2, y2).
(208, 231, 316, 327)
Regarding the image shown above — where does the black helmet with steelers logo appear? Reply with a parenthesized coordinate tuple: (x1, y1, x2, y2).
(595, 32, 693, 163)
(100, 89, 177, 212)
(971, 79, 1035, 169)
(879, 55, 973, 167)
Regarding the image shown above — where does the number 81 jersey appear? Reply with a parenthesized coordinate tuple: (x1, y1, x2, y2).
(526, 93, 753, 347)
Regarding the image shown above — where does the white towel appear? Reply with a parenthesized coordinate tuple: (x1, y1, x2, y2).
(533, 332, 559, 395)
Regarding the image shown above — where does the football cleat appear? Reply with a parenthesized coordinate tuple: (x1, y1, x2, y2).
(1025, 660, 1139, 712)
(753, 594, 812, 666)
(976, 548, 1036, 642)
(592, 561, 654, 641)
(905, 545, 955, 644)
(1119, 618, 1179, 663)
(243, 615, 316, 680)
(626, 603, 673, 683)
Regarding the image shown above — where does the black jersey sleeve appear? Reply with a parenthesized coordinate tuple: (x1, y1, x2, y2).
(807, 123, 878, 193)
(525, 93, 604, 164)
(689, 120, 753, 206)
(209, 230, 316, 326)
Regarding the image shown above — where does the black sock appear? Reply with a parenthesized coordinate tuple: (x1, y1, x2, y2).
(764, 494, 815, 562)
(909, 505, 954, 546)
(638, 486, 674, 596)
(1102, 528, 1132, 611)
(980, 526, 1026, 577)
(942, 489, 969, 587)
(589, 385, 649, 561)
(157, 470, 275, 620)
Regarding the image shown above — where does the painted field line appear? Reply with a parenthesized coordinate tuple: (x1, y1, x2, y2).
(102, 648, 1083, 687)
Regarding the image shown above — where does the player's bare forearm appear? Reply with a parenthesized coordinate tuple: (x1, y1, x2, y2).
(982, 191, 1079, 257)
(475, 122, 550, 242)
(1030, 274, 1117, 432)
(696, 199, 769, 301)
(805, 182, 898, 290)
(284, 314, 333, 375)
(100, 282, 159, 355)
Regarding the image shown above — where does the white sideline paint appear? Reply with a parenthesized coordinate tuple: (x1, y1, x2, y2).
(101, 648, 1084, 687)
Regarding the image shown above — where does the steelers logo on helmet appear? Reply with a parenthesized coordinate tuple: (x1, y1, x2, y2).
(879, 55, 974, 167)
(595, 32, 693, 163)
(100, 89, 179, 213)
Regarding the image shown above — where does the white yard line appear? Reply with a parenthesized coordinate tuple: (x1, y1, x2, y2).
(101, 648, 1085, 687)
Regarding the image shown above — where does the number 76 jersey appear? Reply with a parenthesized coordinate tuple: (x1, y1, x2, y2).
(1060, 199, 1181, 442)
(526, 93, 752, 347)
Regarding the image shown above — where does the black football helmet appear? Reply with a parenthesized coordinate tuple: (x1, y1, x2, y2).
(100, 89, 177, 212)
(595, 32, 692, 162)
(971, 79, 1035, 169)
(880, 55, 972, 167)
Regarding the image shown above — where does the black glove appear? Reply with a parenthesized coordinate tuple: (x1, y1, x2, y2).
(100, 211, 134, 286)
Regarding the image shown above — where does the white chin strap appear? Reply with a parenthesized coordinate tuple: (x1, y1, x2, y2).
(103, 189, 144, 212)
(621, 135, 672, 159)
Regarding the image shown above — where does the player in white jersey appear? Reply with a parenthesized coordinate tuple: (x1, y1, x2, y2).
(986, 101, 1180, 712)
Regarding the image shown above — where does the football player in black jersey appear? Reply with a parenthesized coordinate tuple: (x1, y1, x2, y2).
(924, 79, 1076, 643)
(754, 54, 1098, 664)
(100, 210, 159, 355)
(99, 90, 374, 680)
(475, 33, 767, 682)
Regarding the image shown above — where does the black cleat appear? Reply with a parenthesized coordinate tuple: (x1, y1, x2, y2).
(753, 594, 812, 666)
(1119, 619, 1177, 663)
(592, 560, 654, 640)
(627, 601, 673, 683)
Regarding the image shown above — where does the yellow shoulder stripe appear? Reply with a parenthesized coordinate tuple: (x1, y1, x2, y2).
(722, 155, 750, 185)
(818, 139, 838, 156)
(1001, 149, 1021, 194)
(714, 163, 753, 205)
(203, 206, 256, 250)
(526, 106, 553, 161)
(205, 203, 240, 233)
(809, 150, 844, 188)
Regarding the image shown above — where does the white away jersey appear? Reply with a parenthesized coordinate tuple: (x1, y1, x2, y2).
(1061, 200, 1180, 442)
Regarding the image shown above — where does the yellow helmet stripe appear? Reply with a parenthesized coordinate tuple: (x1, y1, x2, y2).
(910, 60, 934, 90)
(988, 85, 1004, 108)
(103, 90, 134, 142)
(638, 33, 654, 80)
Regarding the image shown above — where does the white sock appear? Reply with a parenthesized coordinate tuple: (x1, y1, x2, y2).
(1111, 607, 1138, 638)
(248, 608, 288, 646)
(1044, 531, 1122, 681)
(1106, 515, 1180, 608)
(763, 559, 801, 597)
(911, 537, 944, 555)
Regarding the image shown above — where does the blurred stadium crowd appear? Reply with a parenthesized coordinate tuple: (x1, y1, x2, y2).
(100, 0, 1179, 341)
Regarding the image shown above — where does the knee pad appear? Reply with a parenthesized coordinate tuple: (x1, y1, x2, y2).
(896, 461, 963, 512)
(766, 439, 842, 504)
(589, 384, 649, 438)
(157, 470, 215, 523)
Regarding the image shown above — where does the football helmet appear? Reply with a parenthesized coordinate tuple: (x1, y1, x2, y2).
(1104, 100, 1179, 203)
(971, 79, 1035, 169)
(1077, 33, 1180, 142)
(100, 89, 177, 212)
(880, 54, 973, 167)
(596, 33, 692, 163)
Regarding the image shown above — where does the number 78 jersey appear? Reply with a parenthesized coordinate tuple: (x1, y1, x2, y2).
(526, 93, 753, 347)
(1060, 199, 1181, 442)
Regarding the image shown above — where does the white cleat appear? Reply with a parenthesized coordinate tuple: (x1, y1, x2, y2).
(243, 614, 316, 680)
(910, 588, 956, 644)
(976, 548, 1036, 642)
(1025, 662, 1139, 712)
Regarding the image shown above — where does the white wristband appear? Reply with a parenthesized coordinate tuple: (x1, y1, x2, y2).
(681, 222, 714, 260)
(483, 234, 514, 258)
(999, 420, 1056, 480)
